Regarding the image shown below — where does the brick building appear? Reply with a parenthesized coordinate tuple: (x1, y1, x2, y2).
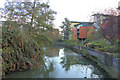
(74, 22, 95, 41)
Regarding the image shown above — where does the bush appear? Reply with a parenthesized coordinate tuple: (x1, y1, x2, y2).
(2, 26, 44, 74)
(63, 39, 77, 46)
(32, 33, 52, 47)
(88, 38, 119, 56)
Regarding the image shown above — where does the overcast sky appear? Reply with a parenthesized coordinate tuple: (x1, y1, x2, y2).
(0, 0, 119, 30)
(49, 0, 120, 29)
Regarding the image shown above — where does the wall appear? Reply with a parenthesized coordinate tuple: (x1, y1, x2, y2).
(70, 22, 81, 40)
(79, 27, 88, 38)
(85, 48, 120, 78)
(61, 43, 120, 78)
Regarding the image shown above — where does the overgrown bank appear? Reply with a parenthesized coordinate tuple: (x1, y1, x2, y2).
(2, 26, 45, 76)
(0, 1, 57, 77)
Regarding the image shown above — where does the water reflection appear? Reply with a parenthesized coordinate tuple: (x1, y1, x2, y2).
(5, 46, 108, 78)
(59, 48, 104, 78)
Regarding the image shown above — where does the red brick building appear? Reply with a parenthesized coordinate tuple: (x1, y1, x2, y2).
(74, 22, 95, 41)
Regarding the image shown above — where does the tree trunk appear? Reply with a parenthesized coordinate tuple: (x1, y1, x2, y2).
(30, 0, 36, 36)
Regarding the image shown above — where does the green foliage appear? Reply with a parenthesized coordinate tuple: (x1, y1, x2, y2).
(86, 27, 119, 56)
(87, 28, 103, 42)
(2, 26, 44, 73)
(0, 1, 57, 76)
(81, 48, 88, 56)
(88, 38, 119, 56)
(90, 39, 108, 47)
(1, 1, 56, 35)
(63, 39, 77, 46)
(31, 33, 53, 47)
(60, 18, 71, 40)
(78, 42, 84, 47)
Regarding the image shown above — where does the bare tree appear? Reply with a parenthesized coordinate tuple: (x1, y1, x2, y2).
(92, 8, 119, 45)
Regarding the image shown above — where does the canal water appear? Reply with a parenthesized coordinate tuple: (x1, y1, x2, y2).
(5, 45, 109, 78)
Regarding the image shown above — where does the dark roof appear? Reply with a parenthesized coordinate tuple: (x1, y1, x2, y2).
(92, 13, 104, 16)
(92, 13, 117, 17)
(70, 21, 93, 23)
(74, 22, 93, 27)
(70, 21, 83, 23)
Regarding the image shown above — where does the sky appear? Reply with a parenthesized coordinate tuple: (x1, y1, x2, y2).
(49, 0, 120, 30)
(0, 0, 120, 30)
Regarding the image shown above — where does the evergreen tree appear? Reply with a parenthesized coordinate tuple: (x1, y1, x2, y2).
(60, 18, 71, 40)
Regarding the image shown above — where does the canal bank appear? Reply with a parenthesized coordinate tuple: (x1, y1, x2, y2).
(55, 42, 120, 78)
(5, 45, 108, 78)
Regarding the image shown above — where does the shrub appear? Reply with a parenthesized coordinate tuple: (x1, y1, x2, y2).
(2, 26, 44, 74)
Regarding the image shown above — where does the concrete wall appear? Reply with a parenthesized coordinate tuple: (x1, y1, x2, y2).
(62, 43, 120, 78)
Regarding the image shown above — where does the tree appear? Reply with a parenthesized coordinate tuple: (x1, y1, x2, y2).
(91, 8, 119, 45)
(0, 0, 56, 36)
(100, 16, 118, 45)
(60, 18, 71, 40)
(1, 0, 57, 75)
(34, 3, 56, 33)
(29, 0, 36, 36)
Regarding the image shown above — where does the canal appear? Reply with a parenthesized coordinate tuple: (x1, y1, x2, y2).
(5, 45, 109, 78)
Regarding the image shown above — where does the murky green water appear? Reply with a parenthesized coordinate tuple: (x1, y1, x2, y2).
(5, 46, 109, 78)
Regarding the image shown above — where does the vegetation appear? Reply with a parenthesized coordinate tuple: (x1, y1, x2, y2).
(31, 32, 53, 47)
(0, 0, 57, 76)
(92, 8, 119, 45)
(1, 1, 56, 36)
(86, 8, 120, 57)
(63, 39, 77, 46)
(60, 18, 71, 40)
(87, 28, 120, 57)
(62, 8, 120, 57)
(2, 26, 44, 74)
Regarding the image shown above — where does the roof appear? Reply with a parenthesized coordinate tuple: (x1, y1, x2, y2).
(92, 13, 104, 16)
(70, 21, 94, 23)
(70, 21, 83, 23)
(92, 13, 117, 17)
(74, 22, 93, 27)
